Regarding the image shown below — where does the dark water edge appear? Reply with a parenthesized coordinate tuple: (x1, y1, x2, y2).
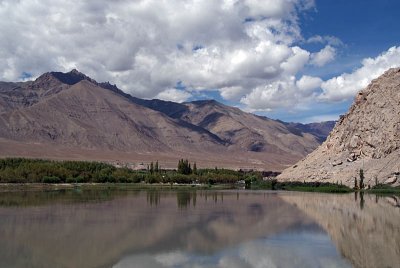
(0, 188, 399, 268)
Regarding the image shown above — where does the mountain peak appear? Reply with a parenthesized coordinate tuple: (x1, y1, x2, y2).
(33, 69, 92, 86)
(189, 99, 223, 108)
(49, 69, 97, 85)
(69, 68, 82, 75)
(191, 99, 218, 104)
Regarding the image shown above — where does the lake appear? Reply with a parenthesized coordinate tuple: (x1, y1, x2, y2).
(0, 188, 399, 268)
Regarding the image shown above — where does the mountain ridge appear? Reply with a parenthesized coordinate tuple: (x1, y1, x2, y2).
(0, 69, 335, 170)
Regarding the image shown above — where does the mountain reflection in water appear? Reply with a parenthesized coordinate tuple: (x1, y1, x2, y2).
(281, 192, 400, 268)
(0, 189, 397, 267)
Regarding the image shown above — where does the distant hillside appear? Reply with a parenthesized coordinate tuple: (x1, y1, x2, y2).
(0, 70, 334, 170)
(131, 99, 334, 155)
(282, 121, 336, 143)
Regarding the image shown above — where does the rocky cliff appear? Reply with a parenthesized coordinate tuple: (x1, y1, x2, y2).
(278, 68, 400, 186)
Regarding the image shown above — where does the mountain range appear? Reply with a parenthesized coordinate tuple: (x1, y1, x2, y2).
(0, 69, 334, 170)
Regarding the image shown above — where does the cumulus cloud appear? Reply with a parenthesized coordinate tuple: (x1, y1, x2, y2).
(241, 45, 400, 111)
(320, 46, 400, 101)
(220, 86, 248, 101)
(302, 114, 340, 123)
(240, 73, 321, 112)
(155, 89, 192, 103)
(241, 76, 300, 111)
(280, 46, 310, 74)
(306, 35, 343, 46)
(310, 45, 336, 66)
(296, 75, 323, 93)
(4, 0, 396, 116)
(0, 0, 317, 104)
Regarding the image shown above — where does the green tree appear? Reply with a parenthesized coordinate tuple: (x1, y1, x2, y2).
(155, 161, 159, 173)
(271, 179, 277, 190)
(177, 159, 192, 175)
(193, 162, 197, 175)
(150, 162, 154, 174)
(359, 169, 364, 189)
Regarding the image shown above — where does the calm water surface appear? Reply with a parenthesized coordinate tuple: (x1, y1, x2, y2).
(0, 188, 399, 268)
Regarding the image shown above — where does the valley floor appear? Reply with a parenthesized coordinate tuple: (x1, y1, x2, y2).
(0, 138, 297, 171)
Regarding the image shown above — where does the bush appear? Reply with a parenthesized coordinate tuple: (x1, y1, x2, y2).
(145, 174, 161, 184)
(66, 176, 87, 183)
(42, 176, 61, 183)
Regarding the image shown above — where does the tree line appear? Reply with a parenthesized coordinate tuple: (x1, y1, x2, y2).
(0, 158, 260, 184)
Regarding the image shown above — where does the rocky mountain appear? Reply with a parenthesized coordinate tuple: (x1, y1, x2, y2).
(131, 99, 329, 156)
(0, 70, 333, 170)
(0, 75, 224, 153)
(278, 68, 400, 185)
(282, 121, 336, 143)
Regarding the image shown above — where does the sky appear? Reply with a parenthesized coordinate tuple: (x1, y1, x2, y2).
(0, 0, 400, 123)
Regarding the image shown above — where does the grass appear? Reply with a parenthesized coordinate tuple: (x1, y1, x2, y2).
(0, 182, 236, 192)
(366, 184, 400, 194)
(281, 185, 353, 193)
(247, 179, 353, 193)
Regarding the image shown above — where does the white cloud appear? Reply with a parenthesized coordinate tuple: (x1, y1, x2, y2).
(302, 114, 340, 123)
(244, 0, 294, 18)
(306, 35, 343, 46)
(240, 77, 300, 110)
(310, 45, 336, 66)
(8, 0, 396, 117)
(0, 0, 316, 103)
(320, 46, 400, 101)
(220, 86, 248, 101)
(280, 46, 310, 74)
(296, 75, 323, 93)
(242, 45, 400, 111)
(155, 89, 191, 103)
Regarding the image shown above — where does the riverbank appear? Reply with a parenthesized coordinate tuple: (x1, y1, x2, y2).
(3, 158, 400, 194)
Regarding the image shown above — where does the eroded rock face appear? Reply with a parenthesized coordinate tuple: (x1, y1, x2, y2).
(278, 68, 400, 186)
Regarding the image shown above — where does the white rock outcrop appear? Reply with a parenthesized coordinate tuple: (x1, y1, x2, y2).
(278, 68, 400, 186)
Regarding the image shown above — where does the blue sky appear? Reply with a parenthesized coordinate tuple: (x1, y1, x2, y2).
(262, 0, 400, 122)
(302, 0, 400, 58)
(302, 0, 400, 76)
(0, 0, 400, 123)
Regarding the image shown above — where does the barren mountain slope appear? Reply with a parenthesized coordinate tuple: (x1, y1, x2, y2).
(0, 69, 125, 114)
(278, 68, 400, 186)
(177, 100, 321, 156)
(0, 69, 334, 170)
(0, 76, 68, 114)
(282, 121, 336, 143)
(132, 99, 323, 156)
(0, 80, 225, 153)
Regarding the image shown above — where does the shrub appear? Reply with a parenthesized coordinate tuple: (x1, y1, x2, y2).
(42, 176, 61, 183)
